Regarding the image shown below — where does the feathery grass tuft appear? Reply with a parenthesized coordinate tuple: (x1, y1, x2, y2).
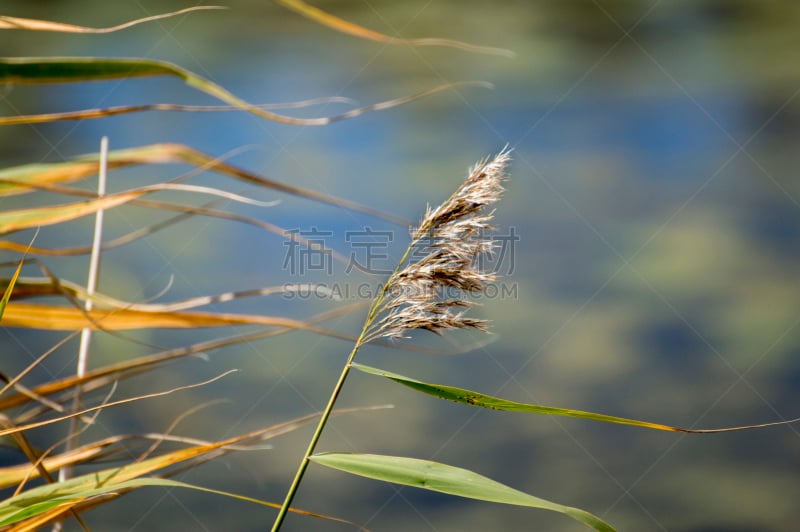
(367, 147, 511, 342)
(271, 148, 513, 530)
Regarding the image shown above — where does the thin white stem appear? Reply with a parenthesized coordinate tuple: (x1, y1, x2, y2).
(57, 136, 108, 490)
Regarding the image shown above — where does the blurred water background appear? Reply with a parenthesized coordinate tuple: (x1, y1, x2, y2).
(1, 1, 799, 530)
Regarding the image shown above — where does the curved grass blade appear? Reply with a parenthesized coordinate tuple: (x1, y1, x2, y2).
(310, 452, 613, 532)
(2, 464, 340, 530)
(3, 277, 336, 312)
(0, 57, 331, 126)
(0, 207, 201, 255)
(99, 144, 410, 225)
(0, 98, 356, 125)
(0, 230, 37, 319)
(0, 58, 489, 126)
(0, 427, 261, 492)
(0, 160, 105, 197)
(1, 302, 355, 338)
(0, 372, 236, 440)
(0, 189, 146, 235)
(0, 142, 410, 225)
(290, 81, 493, 125)
(0, 254, 23, 320)
(0, 408, 387, 529)
(0, 7, 224, 33)
(351, 363, 800, 433)
(0, 416, 83, 529)
(276, 0, 514, 57)
(0, 191, 362, 272)
(0, 439, 118, 490)
(0, 81, 474, 127)
(0, 181, 276, 236)
(3, 477, 364, 531)
(0, 303, 367, 413)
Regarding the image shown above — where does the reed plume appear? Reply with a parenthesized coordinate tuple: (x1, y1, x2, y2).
(271, 147, 511, 530)
(366, 146, 510, 341)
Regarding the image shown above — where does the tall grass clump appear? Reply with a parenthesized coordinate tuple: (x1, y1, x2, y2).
(1, 3, 798, 532)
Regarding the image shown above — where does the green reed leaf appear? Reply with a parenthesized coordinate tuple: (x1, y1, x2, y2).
(350, 363, 796, 433)
(0, 57, 329, 125)
(310, 452, 614, 532)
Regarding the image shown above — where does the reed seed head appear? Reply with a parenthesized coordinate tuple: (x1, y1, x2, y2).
(366, 147, 511, 342)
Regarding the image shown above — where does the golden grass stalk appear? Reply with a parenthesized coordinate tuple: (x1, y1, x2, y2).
(271, 147, 511, 530)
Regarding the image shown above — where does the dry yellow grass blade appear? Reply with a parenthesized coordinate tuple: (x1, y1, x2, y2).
(1, 302, 355, 334)
(0, 7, 224, 33)
(0, 415, 90, 531)
(0, 372, 236, 439)
(2, 424, 270, 493)
(0, 103, 316, 126)
(0, 191, 358, 272)
(0, 438, 113, 490)
(1, 408, 386, 530)
(7, 488, 363, 532)
(0, 303, 366, 413)
(0, 142, 409, 225)
(0, 161, 103, 197)
(0, 208, 198, 255)
(277, 0, 514, 57)
(7, 486, 364, 532)
(4, 277, 336, 312)
(0, 190, 144, 235)
(0, 182, 267, 236)
(6, 500, 103, 532)
(0, 233, 29, 318)
(0, 82, 475, 127)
